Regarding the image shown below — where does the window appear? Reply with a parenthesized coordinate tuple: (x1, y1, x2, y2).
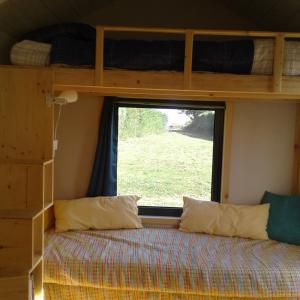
(116, 99, 225, 216)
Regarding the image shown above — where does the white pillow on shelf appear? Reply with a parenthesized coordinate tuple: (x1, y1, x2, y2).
(54, 195, 142, 232)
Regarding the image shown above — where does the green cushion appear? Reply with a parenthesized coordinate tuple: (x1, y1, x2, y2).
(261, 191, 300, 245)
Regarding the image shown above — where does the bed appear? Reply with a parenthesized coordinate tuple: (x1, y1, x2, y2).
(44, 225, 300, 300)
(9, 23, 300, 76)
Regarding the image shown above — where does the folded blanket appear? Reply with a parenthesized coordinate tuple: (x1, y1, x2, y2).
(10, 40, 51, 66)
(252, 39, 300, 76)
(193, 39, 254, 74)
(50, 36, 95, 67)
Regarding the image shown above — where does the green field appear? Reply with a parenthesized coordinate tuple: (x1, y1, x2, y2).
(117, 131, 213, 207)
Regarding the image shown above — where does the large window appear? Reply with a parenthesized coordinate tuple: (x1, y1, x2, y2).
(117, 100, 225, 216)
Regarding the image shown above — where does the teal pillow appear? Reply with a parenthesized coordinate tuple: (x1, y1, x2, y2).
(261, 191, 300, 245)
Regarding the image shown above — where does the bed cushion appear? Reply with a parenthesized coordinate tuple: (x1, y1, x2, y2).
(262, 191, 300, 245)
(44, 227, 300, 299)
(54, 195, 142, 232)
(179, 196, 269, 240)
(10, 40, 51, 66)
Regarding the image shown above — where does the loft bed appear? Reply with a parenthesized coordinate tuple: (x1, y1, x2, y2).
(7, 24, 300, 101)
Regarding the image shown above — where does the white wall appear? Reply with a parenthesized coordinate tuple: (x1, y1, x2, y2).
(54, 96, 102, 199)
(228, 102, 296, 204)
(54, 99, 296, 204)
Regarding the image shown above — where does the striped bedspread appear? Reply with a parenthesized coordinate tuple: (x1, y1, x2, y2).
(44, 227, 300, 299)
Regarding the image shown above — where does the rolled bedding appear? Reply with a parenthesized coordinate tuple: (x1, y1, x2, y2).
(252, 39, 300, 76)
(10, 40, 51, 66)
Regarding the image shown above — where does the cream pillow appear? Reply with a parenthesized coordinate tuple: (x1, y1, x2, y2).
(54, 195, 142, 232)
(180, 196, 270, 240)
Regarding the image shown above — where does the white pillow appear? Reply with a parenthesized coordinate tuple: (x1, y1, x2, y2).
(179, 196, 270, 240)
(54, 195, 142, 232)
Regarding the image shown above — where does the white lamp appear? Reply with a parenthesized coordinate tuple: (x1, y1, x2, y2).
(46, 90, 78, 105)
(48, 90, 78, 153)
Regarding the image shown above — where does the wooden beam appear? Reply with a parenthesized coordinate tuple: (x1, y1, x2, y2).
(102, 25, 290, 37)
(292, 104, 300, 194)
(53, 68, 300, 94)
(95, 26, 104, 85)
(54, 84, 300, 101)
(273, 33, 285, 92)
(221, 102, 233, 203)
(184, 30, 194, 89)
(103, 26, 185, 34)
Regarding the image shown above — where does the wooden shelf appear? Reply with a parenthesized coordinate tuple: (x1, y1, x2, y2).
(54, 83, 300, 101)
(33, 213, 43, 268)
(0, 258, 44, 300)
(0, 210, 44, 272)
(0, 209, 42, 219)
(43, 161, 54, 209)
(0, 160, 54, 211)
(0, 273, 28, 300)
(0, 158, 53, 165)
(30, 259, 43, 300)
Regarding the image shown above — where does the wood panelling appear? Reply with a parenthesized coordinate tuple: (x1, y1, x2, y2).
(0, 218, 32, 271)
(44, 205, 55, 232)
(95, 27, 104, 85)
(0, 162, 53, 210)
(53, 68, 300, 99)
(0, 67, 54, 162)
(273, 34, 285, 92)
(183, 30, 194, 89)
(43, 161, 54, 209)
(0, 274, 28, 300)
(292, 104, 300, 193)
(221, 102, 234, 203)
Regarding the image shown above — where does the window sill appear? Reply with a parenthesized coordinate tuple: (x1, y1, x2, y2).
(140, 215, 180, 226)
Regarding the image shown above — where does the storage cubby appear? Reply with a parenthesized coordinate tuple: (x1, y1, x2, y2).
(0, 210, 43, 272)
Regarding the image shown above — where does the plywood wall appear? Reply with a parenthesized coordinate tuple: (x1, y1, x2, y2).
(54, 98, 296, 204)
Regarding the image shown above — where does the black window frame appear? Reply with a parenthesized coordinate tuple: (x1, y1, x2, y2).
(116, 98, 225, 217)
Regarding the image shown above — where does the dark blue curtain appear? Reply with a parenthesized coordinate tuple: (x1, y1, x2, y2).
(87, 97, 119, 196)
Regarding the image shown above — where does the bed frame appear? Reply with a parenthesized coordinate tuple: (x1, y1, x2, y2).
(53, 26, 300, 100)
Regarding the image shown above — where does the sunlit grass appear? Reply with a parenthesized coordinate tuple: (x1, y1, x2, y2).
(117, 132, 213, 207)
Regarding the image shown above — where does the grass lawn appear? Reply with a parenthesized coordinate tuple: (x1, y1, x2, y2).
(117, 131, 213, 207)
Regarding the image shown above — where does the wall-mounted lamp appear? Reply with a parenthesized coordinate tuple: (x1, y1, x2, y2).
(46, 90, 78, 106)
(46, 90, 79, 153)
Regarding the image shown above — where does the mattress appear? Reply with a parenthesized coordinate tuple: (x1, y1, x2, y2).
(44, 227, 300, 300)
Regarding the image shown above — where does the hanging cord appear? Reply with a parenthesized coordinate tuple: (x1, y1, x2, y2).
(54, 105, 63, 140)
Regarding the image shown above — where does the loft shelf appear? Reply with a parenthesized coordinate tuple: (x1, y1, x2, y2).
(51, 25, 300, 101)
(54, 83, 300, 101)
